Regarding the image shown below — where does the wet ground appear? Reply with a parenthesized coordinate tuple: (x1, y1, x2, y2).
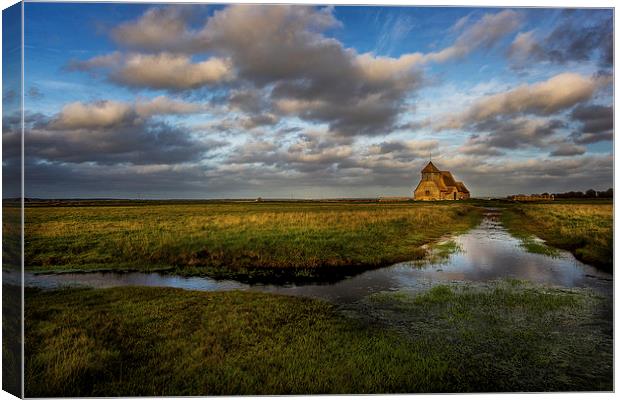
(16, 209, 613, 303)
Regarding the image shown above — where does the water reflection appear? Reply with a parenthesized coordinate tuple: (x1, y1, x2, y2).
(21, 210, 612, 304)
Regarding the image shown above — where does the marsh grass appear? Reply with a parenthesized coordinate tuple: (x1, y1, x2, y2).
(25, 281, 611, 396)
(516, 236, 560, 257)
(25, 202, 480, 274)
(502, 203, 612, 270)
(3, 204, 21, 271)
(412, 239, 462, 267)
(3, 284, 21, 396)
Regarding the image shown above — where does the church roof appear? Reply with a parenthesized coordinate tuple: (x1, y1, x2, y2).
(440, 171, 457, 187)
(455, 181, 469, 193)
(421, 161, 440, 173)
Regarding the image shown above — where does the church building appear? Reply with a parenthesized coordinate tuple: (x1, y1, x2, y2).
(413, 161, 470, 201)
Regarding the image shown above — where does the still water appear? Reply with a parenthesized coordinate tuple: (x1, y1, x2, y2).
(19, 209, 612, 303)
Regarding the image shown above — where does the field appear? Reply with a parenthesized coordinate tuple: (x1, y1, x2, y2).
(25, 281, 612, 396)
(502, 202, 613, 270)
(19, 199, 614, 395)
(25, 201, 481, 277)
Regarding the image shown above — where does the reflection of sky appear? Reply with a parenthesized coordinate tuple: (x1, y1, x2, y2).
(23, 212, 612, 304)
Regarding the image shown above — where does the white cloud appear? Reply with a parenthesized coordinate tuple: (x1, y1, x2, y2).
(50, 100, 133, 129)
(112, 53, 234, 90)
(434, 73, 604, 130)
(135, 96, 206, 117)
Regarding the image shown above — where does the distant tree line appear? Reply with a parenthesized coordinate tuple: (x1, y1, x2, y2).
(545, 188, 613, 199)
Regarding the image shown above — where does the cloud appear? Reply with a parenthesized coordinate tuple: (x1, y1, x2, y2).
(28, 116, 223, 167)
(456, 117, 564, 156)
(112, 53, 234, 90)
(201, 4, 418, 135)
(50, 100, 134, 129)
(450, 15, 471, 33)
(366, 139, 438, 161)
(507, 30, 544, 67)
(24, 158, 213, 198)
(429, 153, 612, 196)
(421, 9, 521, 64)
(459, 142, 505, 157)
(71, 6, 522, 136)
(26, 5, 614, 199)
(549, 143, 586, 157)
(67, 52, 123, 72)
(240, 114, 279, 129)
(507, 10, 612, 69)
(135, 96, 206, 117)
(70, 51, 233, 90)
(228, 130, 353, 173)
(110, 5, 202, 52)
(434, 73, 604, 130)
(569, 104, 613, 144)
(27, 86, 44, 99)
(49, 98, 207, 130)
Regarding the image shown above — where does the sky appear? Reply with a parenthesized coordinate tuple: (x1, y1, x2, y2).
(2, 3, 614, 198)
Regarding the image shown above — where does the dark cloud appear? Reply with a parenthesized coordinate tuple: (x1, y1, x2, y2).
(545, 11, 612, 68)
(459, 141, 505, 156)
(9, 107, 224, 167)
(27, 86, 44, 100)
(202, 5, 424, 136)
(70, 5, 523, 136)
(508, 10, 612, 70)
(24, 158, 214, 199)
(570, 104, 613, 144)
(366, 139, 438, 161)
(475, 118, 563, 149)
(549, 143, 586, 157)
(455, 117, 564, 157)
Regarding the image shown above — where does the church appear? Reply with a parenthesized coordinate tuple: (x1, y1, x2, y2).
(413, 161, 470, 201)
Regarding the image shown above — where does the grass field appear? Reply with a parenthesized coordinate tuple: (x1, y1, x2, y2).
(2, 203, 21, 271)
(25, 281, 612, 396)
(502, 202, 613, 270)
(25, 202, 481, 275)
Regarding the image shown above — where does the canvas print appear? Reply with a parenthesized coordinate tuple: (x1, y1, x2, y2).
(2, 1, 614, 397)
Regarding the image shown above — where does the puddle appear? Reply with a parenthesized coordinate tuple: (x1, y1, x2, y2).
(16, 209, 613, 303)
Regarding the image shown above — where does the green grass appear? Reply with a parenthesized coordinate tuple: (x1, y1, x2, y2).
(25, 281, 611, 396)
(25, 201, 481, 275)
(3, 203, 21, 271)
(3, 203, 23, 396)
(514, 236, 560, 257)
(502, 202, 612, 270)
(3, 284, 22, 397)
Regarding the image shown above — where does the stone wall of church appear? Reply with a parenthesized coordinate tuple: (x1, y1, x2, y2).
(414, 180, 442, 200)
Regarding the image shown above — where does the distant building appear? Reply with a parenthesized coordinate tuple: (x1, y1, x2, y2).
(508, 194, 554, 201)
(413, 161, 470, 201)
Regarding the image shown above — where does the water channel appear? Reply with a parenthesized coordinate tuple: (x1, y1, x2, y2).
(15, 209, 613, 303)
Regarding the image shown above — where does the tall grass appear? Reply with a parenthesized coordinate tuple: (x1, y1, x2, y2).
(25, 202, 480, 273)
(502, 203, 612, 270)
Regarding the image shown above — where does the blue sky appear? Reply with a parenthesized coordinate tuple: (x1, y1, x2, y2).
(4, 3, 614, 198)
